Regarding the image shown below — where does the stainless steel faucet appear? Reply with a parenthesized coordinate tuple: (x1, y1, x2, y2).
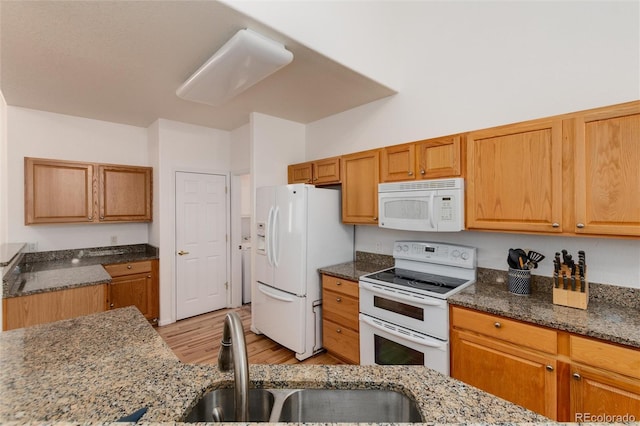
(217, 312, 249, 422)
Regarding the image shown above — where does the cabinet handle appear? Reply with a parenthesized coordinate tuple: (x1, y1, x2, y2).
(408, 171, 414, 176)
(335, 281, 342, 286)
(110, 303, 114, 308)
(546, 365, 554, 371)
(372, 217, 378, 221)
(420, 169, 426, 175)
(127, 265, 132, 269)
(336, 297, 342, 303)
(573, 372, 582, 380)
(494, 322, 501, 328)
(552, 222, 560, 228)
(100, 216, 104, 220)
(147, 275, 151, 278)
(336, 328, 342, 333)
(88, 216, 93, 221)
(576, 223, 585, 229)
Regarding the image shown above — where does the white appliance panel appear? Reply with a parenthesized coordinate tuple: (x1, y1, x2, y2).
(253, 283, 306, 354)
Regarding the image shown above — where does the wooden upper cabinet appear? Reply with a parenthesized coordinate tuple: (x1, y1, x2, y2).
(25, 157, 152, 225)
(466, 119, 563, 233)
(380, 136, 463, 182)
(416, 135, 463, 179)
(99, 165, 152, 222)
(572, 102, 640, 237)
(288, 157, 340, 185)
(25, 158, 95, 224)
(341, 149, 380, 224)
(380, 143, 416, 182)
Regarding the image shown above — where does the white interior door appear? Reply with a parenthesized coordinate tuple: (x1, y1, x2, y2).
(176, 172, 228, 320)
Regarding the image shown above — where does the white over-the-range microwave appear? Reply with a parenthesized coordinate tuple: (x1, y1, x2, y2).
(378, 177, 464, 232)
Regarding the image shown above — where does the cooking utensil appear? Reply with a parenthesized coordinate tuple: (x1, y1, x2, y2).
(508, 248, 529, 270)
(524, 250, 545, 269)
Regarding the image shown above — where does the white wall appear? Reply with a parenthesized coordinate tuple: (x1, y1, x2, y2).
(236, 1, 640, 288)
(6, 107, 150, 251)
(0, 92, 7, 246)
(149, 118, 231, 325)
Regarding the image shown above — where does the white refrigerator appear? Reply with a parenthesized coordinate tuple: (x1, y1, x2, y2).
(253, 184, 354, 361)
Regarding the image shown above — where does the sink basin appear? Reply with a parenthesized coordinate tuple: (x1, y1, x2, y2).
(277, 389, 422, 423)
(184, 388, 274, 422)
(184, 388, 422, 423)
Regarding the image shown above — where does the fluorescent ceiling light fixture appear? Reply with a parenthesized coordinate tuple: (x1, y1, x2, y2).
(176, 29, 294, 106)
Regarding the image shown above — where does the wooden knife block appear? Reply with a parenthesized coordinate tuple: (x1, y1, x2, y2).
(552, 265, 588, 310)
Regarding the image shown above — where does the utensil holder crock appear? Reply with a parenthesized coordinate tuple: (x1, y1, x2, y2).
(508, 268, 531, 295)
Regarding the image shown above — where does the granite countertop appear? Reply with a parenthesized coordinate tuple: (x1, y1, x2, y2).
(2, 244, 159, 299)
(0, 306, 546, 424)
(318, 251, 394, 281)
(449, 270, 640, 349)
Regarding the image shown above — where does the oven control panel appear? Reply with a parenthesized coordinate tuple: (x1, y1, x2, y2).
(393, 241, 476, 269)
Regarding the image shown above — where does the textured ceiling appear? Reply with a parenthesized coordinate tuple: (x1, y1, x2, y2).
(0, 1, 396, 130)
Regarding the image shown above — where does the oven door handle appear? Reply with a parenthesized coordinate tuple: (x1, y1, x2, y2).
(360, 315, 446, 348)
(359, 281, 445, 307)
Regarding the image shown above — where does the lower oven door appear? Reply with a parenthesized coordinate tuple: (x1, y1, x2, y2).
(359, 313, 449, 375)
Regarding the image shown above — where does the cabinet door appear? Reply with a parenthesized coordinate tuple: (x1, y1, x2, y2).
(288, 162, 313, 184)
(570, 364, 640, 421)
(323, 318, 360, 364)
(466, 119, 563, 233)
(24, 157, 95, 224)
(380, 143, 416, 182)
(416, 135, 463, 179)
(98, 165, 152, 222)
(341, 149, 380, 224)
(573, 102, 640, 236)
(109, 273, 153, 320)
(313, 157, 341, 184)
(451, 330, 557, 419)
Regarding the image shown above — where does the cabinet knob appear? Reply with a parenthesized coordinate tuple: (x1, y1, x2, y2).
(335, 281, 342, 286)
(336, 297, 342, 303)
(100, 216, 104, 220)
(408, 171, 414, 176)
(336, 328, 342, 333)
(573, 372, 582, 380)
(420, 169, 426, 175)
(494, 322, 501, 328)
(372, 217, 378, 221)
(88, 216, 93, 221)
(127, 265, 132, 269)
(552, 222, 560, 228)
(576, 223, 585, 228)
(110, 303, 114, 308)
(147, 275, 151, 278)
(546, 365, 554, 371)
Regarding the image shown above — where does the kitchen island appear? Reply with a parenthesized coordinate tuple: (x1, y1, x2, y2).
(0, 306, 546, 424)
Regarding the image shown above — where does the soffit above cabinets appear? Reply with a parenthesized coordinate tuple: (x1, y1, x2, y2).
(0, 1, 396, 131)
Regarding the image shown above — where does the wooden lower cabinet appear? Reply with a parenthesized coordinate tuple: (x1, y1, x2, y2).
(321, 274, 359, 364)
(2, 284, 108, 331)
(104, 259, 159, 325)
(451, 306, 640, 421)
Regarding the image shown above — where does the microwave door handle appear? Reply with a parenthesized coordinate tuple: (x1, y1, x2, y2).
(360, 315, 446, 348)
(429, 192, 436, 230)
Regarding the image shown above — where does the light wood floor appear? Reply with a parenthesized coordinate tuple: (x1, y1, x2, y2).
(156, 304, 344, 365)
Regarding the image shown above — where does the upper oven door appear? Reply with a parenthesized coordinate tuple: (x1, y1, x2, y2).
(378, 190, 437, 232)
(359, 280, 449, 340)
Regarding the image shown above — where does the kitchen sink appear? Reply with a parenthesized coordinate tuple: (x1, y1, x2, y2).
(184, 388, 422, 423)
(277, 389, 422, 423)
(184, 388, 274, 422)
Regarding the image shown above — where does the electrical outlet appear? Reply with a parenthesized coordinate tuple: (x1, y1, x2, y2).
(110, 235, 118, 245)
(375, 242, 382, 253)
(27, 242, 38, 252)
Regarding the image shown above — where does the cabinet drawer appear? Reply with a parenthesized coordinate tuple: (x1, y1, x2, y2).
(104, 260, 152, 277)
(322, 274, 359, 298)
(323, 289, 359, 330)
(451, 307, 557, 354)
(570, 335, 640, 380)
(323, 318, 359, 364)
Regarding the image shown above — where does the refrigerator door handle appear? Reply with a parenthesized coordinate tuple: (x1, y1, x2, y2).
(272, 206, 280, 267)
(257, 283, 295, 302)
(266, 206, 274, 266)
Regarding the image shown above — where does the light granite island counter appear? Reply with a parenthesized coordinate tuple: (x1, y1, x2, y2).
(0, 306, 547, 424)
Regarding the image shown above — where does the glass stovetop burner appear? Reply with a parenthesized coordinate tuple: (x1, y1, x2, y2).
(365, 268, 469, 295)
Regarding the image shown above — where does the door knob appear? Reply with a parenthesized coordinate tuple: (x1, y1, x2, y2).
(177, 250, 190, 256)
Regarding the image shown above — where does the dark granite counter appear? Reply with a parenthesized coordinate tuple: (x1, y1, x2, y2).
(319, 251, 393, 281)
(2, 244, 159, 298)
(449, 269, 640, 349)
(0, 306, 546, 424)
